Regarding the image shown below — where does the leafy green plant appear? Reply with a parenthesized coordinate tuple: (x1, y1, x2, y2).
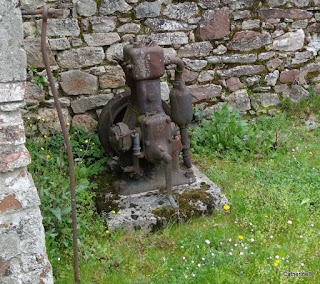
(28, 65, 47, 89)
(191, 105, 277, 157)
(26, 127, 110, 259)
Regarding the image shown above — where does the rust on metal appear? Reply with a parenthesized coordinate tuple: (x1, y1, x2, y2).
(98, 39, 196, 208)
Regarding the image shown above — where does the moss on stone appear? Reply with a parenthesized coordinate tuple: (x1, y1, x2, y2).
(152, 189, 214, 221)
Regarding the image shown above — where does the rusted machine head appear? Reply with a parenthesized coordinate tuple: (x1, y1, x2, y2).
(98, 40, 195, 207)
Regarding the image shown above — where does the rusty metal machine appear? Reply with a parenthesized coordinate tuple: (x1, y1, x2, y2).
(98, 40, 195, 208)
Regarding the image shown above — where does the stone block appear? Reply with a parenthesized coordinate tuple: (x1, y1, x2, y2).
(198, 70, 215, 83)
(105, 42, 130, 62)
(48, 38, 71, 51)
(259, 93, 280, 107)
(83, 33, 120, 46)
(117, 23, 141, 33)
(139, 32, 189, 46)
(100, 0, 132, 15)
(37, 108, 71, 135)
(217, 65, 265, 78)
(24, 38, 57, 69)
(99, 74, 126, 89)
(226, 77, 244, 92)
(199, 0, 220, 9)
(71, 93, 114, 114)
(260, 8, 312, 19)
(207, 54, 257, 64)
(144, 19, 195, 32)
(228, 31, 271, 51)
(188, 84, 222, 102)
(90, 16, 117, 33)
(36, 19, 80, 37)
(60, 70, 98, 95)
(265, 70, 279, 86)
(280, 69, 299, 83)
(57, 47, 105, 68)
(272, 29, 305, 52)
(135, 1, 162, 18)
(160, 82, 170, 101)
(178, 42, 213, 58)
(0, 146, 31, 173)
(242, 19, 260, 30)
(74, 0, 97, 17)
(0, 83, 25, 104)
(182, 59, 207, 71)
(224, 89, 251, 112)
(197, 8, 230, 40)
(163, 2, 199, 21)
(72, 114, 98, 132)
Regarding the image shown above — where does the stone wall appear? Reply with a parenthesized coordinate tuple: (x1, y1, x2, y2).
(0, 1, 53, 283)
(22, 0, 320, 131)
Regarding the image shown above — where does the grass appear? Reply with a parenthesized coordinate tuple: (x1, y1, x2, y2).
(27, 94, 320, 283)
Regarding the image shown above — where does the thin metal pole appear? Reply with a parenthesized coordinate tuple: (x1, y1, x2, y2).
(40, 6, 80, 283)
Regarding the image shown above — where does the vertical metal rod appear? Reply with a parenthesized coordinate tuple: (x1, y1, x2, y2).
(40, 6, 79, 283)
(180, 128, 192, 169)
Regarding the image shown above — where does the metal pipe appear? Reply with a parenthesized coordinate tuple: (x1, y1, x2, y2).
(180, 127, 192, 169)
(166, 56, 184, 82)
(40, 6, 79, 284)
(163, 154, 178, 208)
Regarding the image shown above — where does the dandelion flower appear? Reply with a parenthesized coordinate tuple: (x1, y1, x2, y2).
(29, 124, 33, 127)
(220, 194, 224, 198)
(42, 118, 45, 122)
(274, 262, 279, 267)
(309, 152, 313, 155)
(288, 220, 293, 225)
(41, 147, 44, 151)
(44, 135, 48, 139)
(46, 155, 50, 159)
(85, 139, 89, 143)
(105, 230, 110, 234)
(37, 116, 41, 120)
(276, 110, 280, 114)
(205, 240, 210, 245)
(80, 149, 83, 152)
(111, 210, 116, 214)
(66, 122, 70, 126)
(118, 211, 121, 215)
(238, 235, 244, 240)
(265, 215, 268, 218)
(223, 205, 230, 211)
(276, 260, 280, 264)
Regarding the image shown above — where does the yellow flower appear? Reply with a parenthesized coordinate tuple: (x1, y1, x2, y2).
(220, 194, 224, 198)
(46, 155, 50, 159)
(85, 139, 89, 143)
(223, 205, 230, 211)
(111, 210, 116, 214)
(66, 122, 70, 126)
(309, 151, 313, 155)
(274, 262, 279, 267)
(118, 211, 121, 215)
(80, 149, 83, 152)
(276, 110, 281, 114)
(44, 135, 48, 139)
(105, 230, 110, 234)
(29, 124, 33, 127)
(276, 259, 280, 264)
(238, 235, 244, 240)
(265, 215, 269, 218)
(37, 116, 41, 120)
(42, 118, 45, 122)
(41, 147, 44, 151)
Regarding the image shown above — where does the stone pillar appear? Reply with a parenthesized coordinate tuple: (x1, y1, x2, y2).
(0, 1, 53, 283)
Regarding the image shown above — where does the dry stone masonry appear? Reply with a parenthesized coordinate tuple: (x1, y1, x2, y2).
(21, 0, 320, 131)
(0, 1, 53, 283)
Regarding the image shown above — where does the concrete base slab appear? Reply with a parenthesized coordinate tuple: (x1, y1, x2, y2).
(101, 166, 228, 232)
